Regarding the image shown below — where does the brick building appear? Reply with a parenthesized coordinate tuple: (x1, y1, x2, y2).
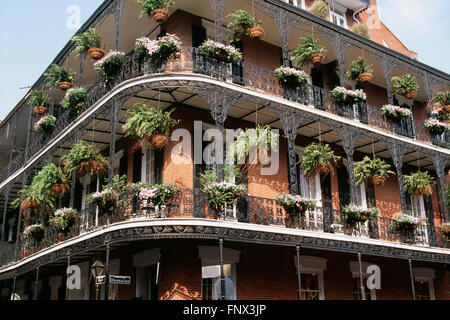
(0, 0, 449, 300)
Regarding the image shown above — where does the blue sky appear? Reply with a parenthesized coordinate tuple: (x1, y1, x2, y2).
(0, 0, 449, 121)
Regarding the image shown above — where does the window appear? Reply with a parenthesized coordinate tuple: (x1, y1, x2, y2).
(294, 256, 327, 300)
(407, 194, 425, 219)
(329, 10, 347, 28)
(286, 0, 305, 9)
(413, 268, 435, 300)
(349, 261, 378, 300)
(133, 249, 161, 300)
(301, 273, 320, 300)
(142, 146, 156, 184)
(295, 146, 322, 205)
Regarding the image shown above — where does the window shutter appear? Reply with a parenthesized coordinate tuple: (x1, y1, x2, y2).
(192, 25, 207, 47)
(365, 184, 376, 208)
(119, 155, 128, 177)
(321, 174, 333, 211)
(337, 166, 351, 209)
(154, 148, 164, 184)
(133, 149, 143, 183)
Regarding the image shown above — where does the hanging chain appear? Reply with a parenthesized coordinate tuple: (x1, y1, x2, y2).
(417, 151, 421, 171)
(371, 138, 375, 158)
(318, 121, 322, 143)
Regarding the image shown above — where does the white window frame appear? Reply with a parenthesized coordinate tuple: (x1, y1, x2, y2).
(293, 256, 327, 300)
(141, 144, 156, 184)
(349, 261, 377, 300)
(329, 9, 347, 29)
(295, 146, 322, 205)
(409, 194, 426, 219)
(413, 268, 436, 300)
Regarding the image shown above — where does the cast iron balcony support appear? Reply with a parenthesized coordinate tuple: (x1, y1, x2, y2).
(357, 252, 366, 301)
(336, 126, 359, 204)
(0, 187, 11, 246)
(34, 266, 39, 300)
(11, 276, 16, 300)
(431, 154, 450, 222)
(380, 55, 395, 105)
(387, 141, 408, 214)
(65, 253, 71, 300)
(69, 130, 81, 208)
(209, 0, 227, 43)
(104, 241, 111, 300)
(112, 0, 125, 50)
(296, 245, 302, 300)
(24, 104, 34, 161)
(408, 258, 416, 300)
(219, 237, 226, 300)
(108, 102, 121, 183)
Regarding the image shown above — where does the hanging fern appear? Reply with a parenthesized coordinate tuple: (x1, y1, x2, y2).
(300, 143, 341, 178)
(354, 156, 394, 185)
(62, 141, 109, 176)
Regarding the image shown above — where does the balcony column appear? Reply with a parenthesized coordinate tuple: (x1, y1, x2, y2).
(219, 237, 226, 300)
(275, 14, 293, 66)
(209, 0, 228, 43)
(280, 110, 300, 195)
(431, 154, 449, 222)
(408, 258, 416, 300)
(112, 0, 126, 50)
(380, 55, 394, 105)
(0, 187, 11, 246)
(69, 129, 81, 208)
(387, 141, 408, 214)
(24, 104, 34, 161)
(109, 101, 121, 183)
(104, 241, 111, 300)
(330, 36, 346, 86)
(34, 266, 39, 300)
(336, 127, 358, 203)
(15, 173, 29, 244)
(296, 245, 302, 300)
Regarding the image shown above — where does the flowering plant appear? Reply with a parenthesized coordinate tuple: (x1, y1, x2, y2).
(274, 66, 309, 87)
(94, 51, 125, 83)
(341, 204, 379, 227)
(34, 115, 56, 133)
(199, 40, 243, 63)
(133, 183, 179, 206)
(441, 222, 450, 241)
(50, 208, 77, 233)
(390, 213, 426, 232)
(61, 87, 87, 113)
(331, 87, 366, 104)
(23, 224, 45, 242)
(381, 104, 412, 121)
(134, 34, 181, 64)
(276, 193, 316, 217)
(424, 118, 450, 134)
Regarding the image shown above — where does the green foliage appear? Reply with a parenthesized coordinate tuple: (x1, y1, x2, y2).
(345, 57, 374, 82)
(29, 90, 50, 107)
(61, 88, 88, 113)
(276, 193, 316, 218)
(72, 28, 102, 55)
(226, 10, 260, 41)
(432, 91, 450, 107)
(34, 115, 56, 134)
(123, 103, 179, 139)
(290, 36, 327, 68)
(391, 74, 419, 95)
(94, 51, 125, 83)
(137, 0, 174, 16)
(153, 184, 179, 206)
(341, 204, 379, 228)
(403, 171, 435, 196)
(354, 156, 394, 185)
(30, 163, 68, 195)
(62, 141, 109, 176)
(447, 185, 450, 205)
(50, 208, 77, 233)
(11, 185, 41, 209)
(44, 64, 76, 86)
(309, 0, 329, 19)
(300, 143, 341, 178)
(351, 24, 370, 39)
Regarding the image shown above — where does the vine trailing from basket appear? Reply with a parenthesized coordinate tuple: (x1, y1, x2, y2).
(389, 213, 426, 233)
(273, 66, 309, 87)
(402, 171, 435, 196)
(226, 9, 264, 42)
(34, 115, 57, 134)
(198, 40, 243, 64)
(290, 35, 327, 67)
(134, 34, 181, 64)
(62, 140, 109, 177)
(72, 28, 104, 60)
(391, 74, 419, 99)
(346, 57, 374, 82)
(61, 87, 88, 113)
(44, 64, 76, 90)
(199, 166, 248, 213)
(300, 142, 341, 178)
(50, 208, 78, 234)
(381, 104, 412, 122)
(424, 118, 450, 135)
(94, 51, 125, 84)
(276, 193, 316, 218)
(330, 87, 366, 104)
(341, 204, 379, 228)
(354, 156, 394, 186)
(123, 103, 179, 150)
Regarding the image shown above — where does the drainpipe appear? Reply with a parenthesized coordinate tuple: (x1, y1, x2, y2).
(353, 4, 369, 25)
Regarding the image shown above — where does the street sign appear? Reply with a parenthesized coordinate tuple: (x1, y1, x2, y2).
(96, 275, 106, 285)
(109, 275, 131, 285)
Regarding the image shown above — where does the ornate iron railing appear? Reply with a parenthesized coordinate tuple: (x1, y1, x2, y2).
(0, 188, 447, 268)
(0, 47, 448, 185)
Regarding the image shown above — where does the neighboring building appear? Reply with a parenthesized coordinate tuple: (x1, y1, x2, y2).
(0, 0, 449, 301)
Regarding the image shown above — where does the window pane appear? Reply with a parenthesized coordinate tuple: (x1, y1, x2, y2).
(301, 274, 320, 300)
(415, 281, 431, 300)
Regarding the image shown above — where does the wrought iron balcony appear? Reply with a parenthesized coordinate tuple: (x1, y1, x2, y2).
(0, 188, 447, 268)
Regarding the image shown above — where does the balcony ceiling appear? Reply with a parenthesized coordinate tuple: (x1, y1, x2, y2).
(326, 0, 370, 12)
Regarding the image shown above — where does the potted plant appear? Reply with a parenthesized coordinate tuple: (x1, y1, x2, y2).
(31, 163, 70, 197)
(72, 28, 105, 60)
(389, 213, 425, 233)
(29, 90, 50, 115)
(290, 35, 327, 67)
(435, 109, 450, 125)
(330, 87, 366, 105)
(381, 104, 412, 122)
(346, 57, 374, 83)
(153, 183, 179, 207)
(274, 66, 309, 88)
(391, 74, 419, 99)
(341, 204, 379, 228)
(300, 143, 341, 178)
(198, 40, 243, 64)
(87, 175, 128, 215)
(61, 87, 88, 113)
(62, 140, 109, 177)
(424, 118, 450, 135)
(44, 64, 76, 91)
(354, 156, 394, 186)
(11, 185, 41, 211)
(276, 193, 316, 218)
(135, 34, 181, 64)
(351, 24, 370, 39)
(308, 0, 329, 19)
(441, 222, 450, 244)
(403, 171, 435, 196)
(226, 10, 264, 41)
(94, 51, 125, 84)
(123, 103, 179, 150)
(432, 90, 450, 114)
(23, 224, 45, 243)
(50, 208, 78, 234)
(34, 115, 57, 134)
(137, 0, 175, 23)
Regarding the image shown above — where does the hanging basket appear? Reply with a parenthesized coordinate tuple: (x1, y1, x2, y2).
(247, 25, 265, 40)
(150, 134, 169, 150)
(416, 185, 433, 196)
(88, 48, 105, 60)
(443, 105, 450, 114)
(358, 72, 373, 83)
(368, 175, 387, 186)
(150, 8, 169, 23)
(20, 199, 39, 211)
(308, 53, 325, 65)
(77, 160, 107, 176)
(58, 81, 73, 91)
(312, 163, 332, 177)
(34, 106, 48, 115)
(51, 183, 70, 196)
(403, 90, 417, 99)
